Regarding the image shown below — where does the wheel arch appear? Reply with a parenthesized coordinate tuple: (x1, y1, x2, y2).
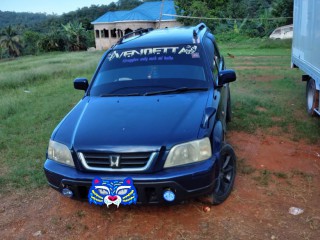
(211, 120, 224, 156)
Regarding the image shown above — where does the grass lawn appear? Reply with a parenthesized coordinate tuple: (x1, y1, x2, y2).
(218, 39, 320, 141)
(0, 40, 319, 191)
(0, 51, 104, 190)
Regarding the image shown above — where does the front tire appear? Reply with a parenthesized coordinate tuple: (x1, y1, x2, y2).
(306, 79, 319, 116)
(210, 144, 236, 205)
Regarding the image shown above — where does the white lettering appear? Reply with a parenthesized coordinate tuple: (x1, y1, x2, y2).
(108, 46, 196, 61)
(178, 45, 198, 55)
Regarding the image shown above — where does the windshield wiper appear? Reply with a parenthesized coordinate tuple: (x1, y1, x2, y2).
(100, 93, 141, 97)
(144, 87, 208, 96)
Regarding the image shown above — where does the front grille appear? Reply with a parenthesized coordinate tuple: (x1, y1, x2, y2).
(78, 151, 156, 172)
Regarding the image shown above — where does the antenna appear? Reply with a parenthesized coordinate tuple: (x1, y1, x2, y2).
(158, 0, 165, 29)
(117, 28, 154, 44)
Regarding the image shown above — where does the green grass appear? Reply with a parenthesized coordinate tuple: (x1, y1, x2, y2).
(219, 42, 320, 142)
(0, 51, 104, 191)
(0, 40, 320, 191)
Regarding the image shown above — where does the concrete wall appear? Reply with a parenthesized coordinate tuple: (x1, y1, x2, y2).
(93, 21, 182, 50)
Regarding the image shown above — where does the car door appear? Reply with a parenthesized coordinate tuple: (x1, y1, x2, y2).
(213, 42, 228, 126)
(204, 34, 228, 128)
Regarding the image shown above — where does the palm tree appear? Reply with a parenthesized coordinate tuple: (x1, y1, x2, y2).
(0, 26, 22, 57)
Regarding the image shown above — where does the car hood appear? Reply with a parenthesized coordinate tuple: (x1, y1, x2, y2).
(53, 92, 209, 152)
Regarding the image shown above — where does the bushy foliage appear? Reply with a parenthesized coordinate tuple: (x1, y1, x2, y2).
(272, 0, 293, 25)
(175, 0, 293, 38)
(22, 30, 41, 55)
(38, 30, 66, 52)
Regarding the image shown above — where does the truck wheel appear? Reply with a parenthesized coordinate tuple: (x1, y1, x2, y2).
(210, 144, 236, 205)
(306, 79, 319, 116)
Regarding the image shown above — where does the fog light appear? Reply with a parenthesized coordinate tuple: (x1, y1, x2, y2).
(62, 188, 73, 198)
(163, 189, 175, 202)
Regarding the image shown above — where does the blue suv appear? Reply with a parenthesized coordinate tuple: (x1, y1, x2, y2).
(44, 23, 237, 205)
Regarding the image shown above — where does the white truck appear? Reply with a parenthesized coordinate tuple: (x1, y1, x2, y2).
(291, 0, 320, 116)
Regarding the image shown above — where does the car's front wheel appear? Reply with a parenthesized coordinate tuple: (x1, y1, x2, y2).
(210, 144, 236, 205)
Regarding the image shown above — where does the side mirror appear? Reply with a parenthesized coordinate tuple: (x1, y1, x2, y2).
(74, 78, 89, 91)
(218, 70, 236, 86)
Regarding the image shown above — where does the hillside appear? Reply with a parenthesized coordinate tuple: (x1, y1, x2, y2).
(0, 11, 49, 30)
(0, 0, 144, 32)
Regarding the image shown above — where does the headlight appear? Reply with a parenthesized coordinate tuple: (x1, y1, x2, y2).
(47, 140, 75, 167)
(164, 138, 212, 168)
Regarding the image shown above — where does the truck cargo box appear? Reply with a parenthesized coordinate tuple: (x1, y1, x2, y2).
(291, 0, 320, 116)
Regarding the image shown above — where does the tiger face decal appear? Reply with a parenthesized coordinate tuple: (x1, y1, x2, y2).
(88, 177, 137, 207)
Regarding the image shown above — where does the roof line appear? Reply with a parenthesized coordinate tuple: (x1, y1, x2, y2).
(163, 13, 293, 20)
(91, 20, 176, 24)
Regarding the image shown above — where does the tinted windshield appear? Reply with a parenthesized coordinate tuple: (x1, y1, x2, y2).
(90, 45, 207, 96)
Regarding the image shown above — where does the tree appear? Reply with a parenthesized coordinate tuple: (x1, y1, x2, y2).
(0, 26, 22, 57)
(117, 0, 141, 10)
(62, 22, 87, 51)
(176, 0, 211, 26)
(272, 0, 293, 25)
(23, 30, 41, 55)
(224, 0, 247, 19)
(38, 29, 66, 52)
(175, 0, 227, 30)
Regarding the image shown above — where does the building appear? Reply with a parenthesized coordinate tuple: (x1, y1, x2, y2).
(91, 1, 181, 50)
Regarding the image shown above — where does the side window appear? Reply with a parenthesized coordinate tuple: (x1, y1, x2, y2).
(205, 34, 223, 84)
(213, 42, 221, 70)
(204, 37, 214, 69)
(213, 58, 219, 83)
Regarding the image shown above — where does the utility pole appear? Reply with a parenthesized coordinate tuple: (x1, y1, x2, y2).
(158, 0, 165, 29)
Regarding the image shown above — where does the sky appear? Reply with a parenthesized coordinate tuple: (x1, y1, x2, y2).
(0, 0, 115, 15)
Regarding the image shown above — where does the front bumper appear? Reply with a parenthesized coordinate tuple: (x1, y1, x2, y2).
(44, 156, 218, 204)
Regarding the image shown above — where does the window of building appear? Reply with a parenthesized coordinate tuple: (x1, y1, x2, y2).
(111, 28, 117, 38)
(103, 29, 109, 38)
(117, 29, 123, 38)
(124, 28, 133, 35)
(95, 30, 100, 38)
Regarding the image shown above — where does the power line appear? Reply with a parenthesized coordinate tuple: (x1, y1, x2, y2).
(162, 14, 292, 21)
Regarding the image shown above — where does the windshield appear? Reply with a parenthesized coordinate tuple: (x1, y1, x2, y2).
(90, 45, 207, 96)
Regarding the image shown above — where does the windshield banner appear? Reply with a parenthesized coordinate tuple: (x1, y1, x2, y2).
(108, 45, 199, 62)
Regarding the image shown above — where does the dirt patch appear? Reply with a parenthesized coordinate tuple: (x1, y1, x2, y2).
(271, 117, 283, 122)
(256, 106, 267, 112)
(1, 131, 320, 240)
(229, 131, 320, 173)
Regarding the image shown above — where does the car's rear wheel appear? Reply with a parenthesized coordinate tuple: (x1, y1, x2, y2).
(210, 144, 236, 205)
